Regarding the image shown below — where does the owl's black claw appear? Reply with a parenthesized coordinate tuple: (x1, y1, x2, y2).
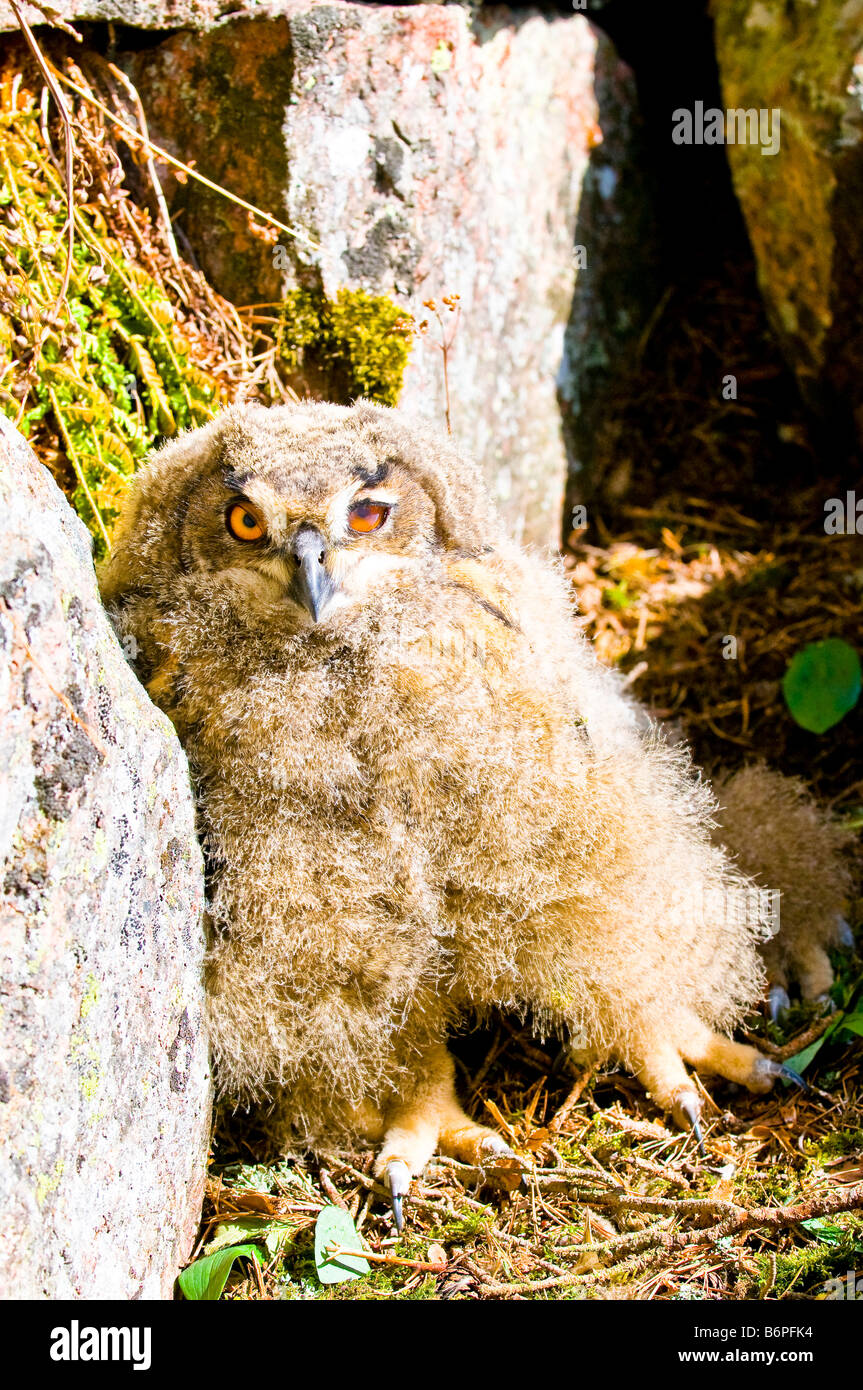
(673, 1090, 706, 1157)
(836, 916, 855, 951)
(757, 1057, 812, 1095)
(768, 984, 790, 1023)
(386, 1159, 410, 1232)
(778, 1062, 811, 1094)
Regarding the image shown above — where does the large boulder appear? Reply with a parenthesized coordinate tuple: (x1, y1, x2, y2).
(711, 0, 863, 450)
(0, 0, 236, 28)
(125, 2, 656, 546)
(0, 415, 210, 1299)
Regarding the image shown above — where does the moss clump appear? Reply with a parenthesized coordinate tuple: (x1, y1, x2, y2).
(805, 1127, 863, 1163)
(748, 1219, 863, 1299)
(277, 286, 410, 407)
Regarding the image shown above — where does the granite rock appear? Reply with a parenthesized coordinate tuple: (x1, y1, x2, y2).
(0, 414, 210, 1299)
(711, 0, 863, 450)
(127, 3, 656, 545)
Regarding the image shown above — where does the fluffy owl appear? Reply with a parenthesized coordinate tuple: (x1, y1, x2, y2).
(99, 400, 852, 1226)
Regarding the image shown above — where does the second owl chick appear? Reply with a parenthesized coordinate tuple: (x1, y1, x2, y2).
(712, 764, 855, 1017)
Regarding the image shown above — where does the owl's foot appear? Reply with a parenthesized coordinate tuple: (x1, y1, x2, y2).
(374, 1129, 435, 1232)
(765, 915, 854, 1021)
(443, 1125, 528, 1192)
(372, 1044, 526, 1228)
(767, 983, 791, 1023)
(634, 1012, 815, 1145)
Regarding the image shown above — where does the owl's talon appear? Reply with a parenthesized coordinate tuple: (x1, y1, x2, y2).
(768, 984, 790, 1023)
(477, 1133, 527, 1192)
(836, 916, 855, 951)
(753, 1056, 812, 1095)
(672, 1089, 705, 1157)
(385, 1159, 411, 1232)
(779, 1062, 810, 1093)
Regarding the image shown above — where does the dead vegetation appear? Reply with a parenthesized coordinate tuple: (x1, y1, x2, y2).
(201, 1010, 862, 1301)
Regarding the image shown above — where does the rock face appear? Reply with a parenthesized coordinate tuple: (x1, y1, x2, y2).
(0, 0, 242, 30)
(711, 0, 863, 451)
(126, 2, 655, 546)
(0, 415, 210, 1299)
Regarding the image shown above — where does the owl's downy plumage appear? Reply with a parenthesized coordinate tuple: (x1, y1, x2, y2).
(100, 400, 853, 1216)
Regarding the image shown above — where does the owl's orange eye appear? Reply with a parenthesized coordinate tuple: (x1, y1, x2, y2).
(226, 502, 266, 542)
(348, 500, 390, 534)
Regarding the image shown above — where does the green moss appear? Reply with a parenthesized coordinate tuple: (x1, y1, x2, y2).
(750, 1222, 863, 1299)
(277, 286, 410, 407)
(0, 84, 222, 559)
(710, 0, 859, 378)
(805, 1127, 863, 1162)
(427, 1209, 492, 1243)
(2, 71, 412, 563)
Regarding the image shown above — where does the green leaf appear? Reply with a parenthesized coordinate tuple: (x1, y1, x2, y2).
(839, 1012, 863, 1038)
(204, 1215, 294, 1258)
(177, 1244, 261, 1301)
(800, 1218, 844, 1245)
(782, 638, 861, 734)
(784, 1036, 828, 1074)
(314, 1206, 370, 1285)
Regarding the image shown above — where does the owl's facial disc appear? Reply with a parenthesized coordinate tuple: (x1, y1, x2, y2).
(191, 454, 435, 627)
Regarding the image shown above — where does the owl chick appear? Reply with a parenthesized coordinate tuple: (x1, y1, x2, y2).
(711, 764, 855, 1018)
(100, 400, 825, 1225)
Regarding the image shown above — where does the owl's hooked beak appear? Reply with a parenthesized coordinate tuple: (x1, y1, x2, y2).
(289, 524, 338, 623)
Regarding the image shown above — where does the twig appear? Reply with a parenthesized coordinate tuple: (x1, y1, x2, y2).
(327, 1243, 446, 1274)
(742, 1014, 833, 1063)
(318, 1168, 349, 1211)
(477, 1185, 863, 1297)
(106, 61, 181, 270)
(51, 66, 319, 252)
(10, 1, 75, 319)
(549, 1063, 597, 1132)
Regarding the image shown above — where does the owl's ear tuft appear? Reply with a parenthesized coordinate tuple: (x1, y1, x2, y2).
(351, 400, 502, 554)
